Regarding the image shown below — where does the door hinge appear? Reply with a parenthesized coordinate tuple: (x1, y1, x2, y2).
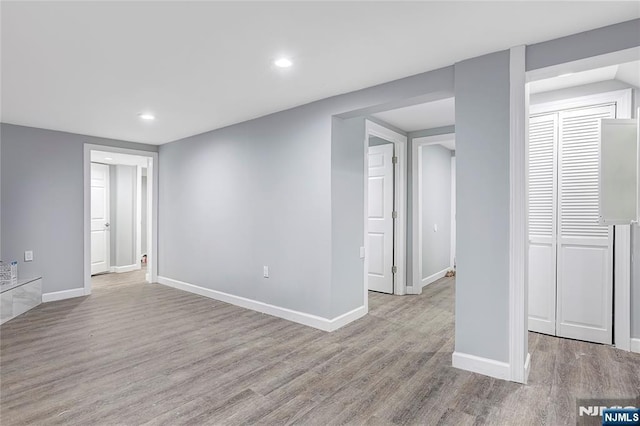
(392, 156, 398, 164)
(392, 211, 398, 219)
(392, 265, 397, 274)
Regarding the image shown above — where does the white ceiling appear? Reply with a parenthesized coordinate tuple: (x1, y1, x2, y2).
(2, 2, 638, 145)
(372, 98, 455, 132)
(615, 61, 640, 88)
(529, 61, 640, 94)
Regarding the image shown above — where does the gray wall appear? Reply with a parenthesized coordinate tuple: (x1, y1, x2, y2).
(420, 144, 452, 279)
(109, 164, 117, 264)
(0, 124, 157, 293)
(526, 19, 640, 71)
(106, 164, 138, 267)
(368, 136, 391, 147)
(159, 66, 454, 320)
(141, 174, 147, 255)
(114, 165, 137, 267)
(455, 50, 511, 363)
(331, 116, 366, 317)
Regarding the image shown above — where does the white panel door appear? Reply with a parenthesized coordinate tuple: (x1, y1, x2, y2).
(556, 104, 615, 344)
(91, 163, 111, 275)
(368, 144, 394, 294)
(528, 114, 558, 335)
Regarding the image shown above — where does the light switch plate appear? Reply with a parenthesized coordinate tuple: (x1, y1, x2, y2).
(24, 250, 33, 262)
(263, 266, 269, 278)
(359, 247, 365, 259)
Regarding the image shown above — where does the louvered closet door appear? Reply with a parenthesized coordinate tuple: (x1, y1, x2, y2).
(528, 114, 558, 335)
(556, 104, 615, 344)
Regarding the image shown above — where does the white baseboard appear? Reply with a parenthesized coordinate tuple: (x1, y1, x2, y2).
(405, 285, 421, 295)
(452, 351, 511, 381)
(42, 287, 87, 303)
(523, 352, 531, 383)
(157, 276, 366, 332)
(145, 273, 151, 282)
(112, 264, 140, 273)
(420, 267, 450, 289)
(631, 338, 640, 354)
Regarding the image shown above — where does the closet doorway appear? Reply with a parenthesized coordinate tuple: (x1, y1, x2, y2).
(527, 87, 632, 345)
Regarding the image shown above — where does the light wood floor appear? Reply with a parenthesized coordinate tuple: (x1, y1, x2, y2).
(1, 271, 638, 425)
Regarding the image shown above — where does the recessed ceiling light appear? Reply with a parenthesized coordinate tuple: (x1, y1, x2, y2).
(274, 58, 293, 68)
(104, 157, 113, 160)
(138, 113, 155, 121)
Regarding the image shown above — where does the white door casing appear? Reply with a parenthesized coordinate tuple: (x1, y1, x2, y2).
(90, 162, 110, 275)
(367, 143, 394, 294)
(527, 113, 558, 335)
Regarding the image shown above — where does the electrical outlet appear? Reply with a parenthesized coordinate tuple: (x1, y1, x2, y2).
(24, 250, 33, 262)
(263, 266, 269, 278)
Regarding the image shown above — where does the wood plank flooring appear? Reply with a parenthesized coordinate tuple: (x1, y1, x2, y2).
(1, 271, 638, 425)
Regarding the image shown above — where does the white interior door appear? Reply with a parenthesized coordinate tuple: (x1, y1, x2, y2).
(528, 113, 558, 335)
(91, 162, 110, 275)
(368, 144, 394, 293)
(556, 104, 615, 344)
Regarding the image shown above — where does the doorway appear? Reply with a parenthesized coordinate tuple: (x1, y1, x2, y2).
(364, 121, 407, 295)
(84, 145, 158, 294)
(526, 59, 636, 346)
(411, 133, 457, 293)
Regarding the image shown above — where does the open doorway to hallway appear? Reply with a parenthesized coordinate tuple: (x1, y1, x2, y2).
(87, 148, 157, 291)
(365, 97, 456, 301)
(363, 96, 458, 355)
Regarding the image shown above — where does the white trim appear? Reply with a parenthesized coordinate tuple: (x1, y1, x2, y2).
(421, 267, 450, 289)
(112, 264, 140, 274)
(364, 120, 408, 296)
(523, 352, 531, 383)
(84, 145, 159, 295)
(450, 155, 456, 269)
(411, 132, 456, 295)
(157, 276, 366, 332)
(509, 45, 528, 384)
(530, 89, 632, 117)
(42, 288, 86, 303)
(614, 225, 631, 351)
(631, 338, 640, 354)
(405, 285, 421, 295)
(452, 352, 511, 381)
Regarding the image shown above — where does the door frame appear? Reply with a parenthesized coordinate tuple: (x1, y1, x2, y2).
(527, 87, 633, 350)
(90, 162, 111, 274)
(364, 120, 408, 302)
(410, 132, 456, 294)
(83, 144, 159, 295)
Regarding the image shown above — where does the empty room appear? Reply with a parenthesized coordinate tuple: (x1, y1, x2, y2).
(1, 2, 639, 425)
